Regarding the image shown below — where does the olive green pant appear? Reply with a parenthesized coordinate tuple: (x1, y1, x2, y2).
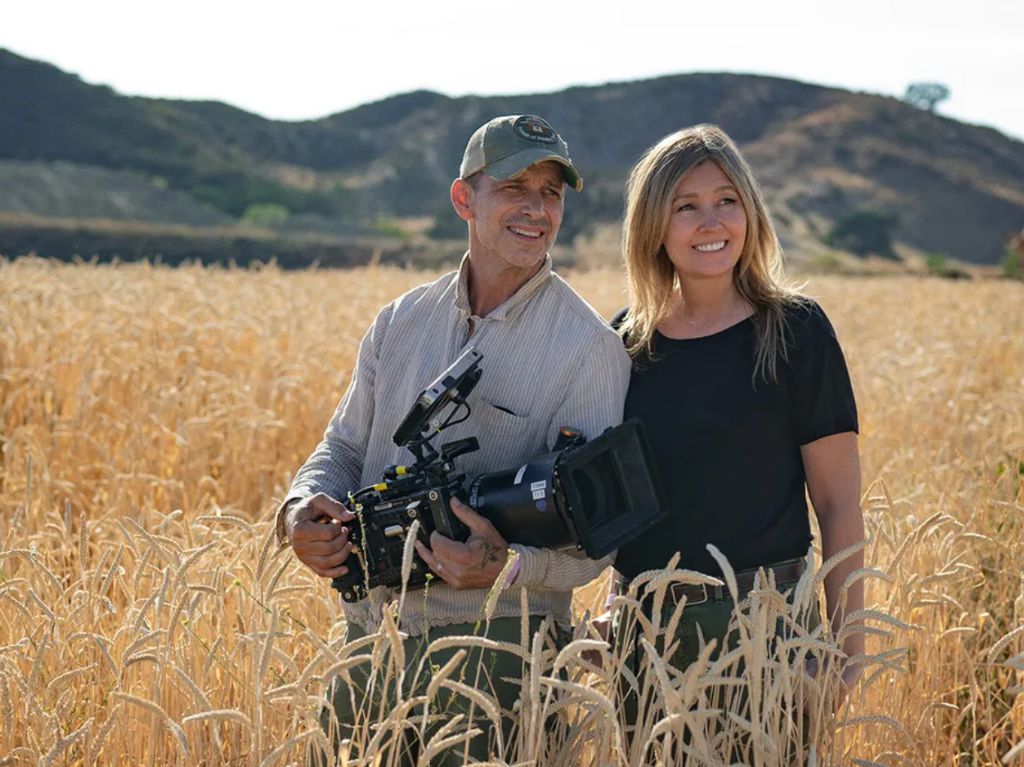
(316, 615, 564, 766)
(616, 577, 818, 761)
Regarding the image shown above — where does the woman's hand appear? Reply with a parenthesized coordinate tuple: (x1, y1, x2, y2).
(581, 610, 614, 669)
(804, 656, 862, 711)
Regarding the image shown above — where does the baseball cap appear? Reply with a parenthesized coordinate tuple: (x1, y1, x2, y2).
(459, 115, 583, 192)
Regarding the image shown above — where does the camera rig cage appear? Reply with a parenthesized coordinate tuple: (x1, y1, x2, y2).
(331, 347, 664, 603)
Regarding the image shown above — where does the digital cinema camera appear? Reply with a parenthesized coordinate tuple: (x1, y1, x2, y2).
(331, 347, 665, 603)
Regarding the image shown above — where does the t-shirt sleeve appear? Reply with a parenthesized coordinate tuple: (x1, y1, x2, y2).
(789, 302, 859, 445)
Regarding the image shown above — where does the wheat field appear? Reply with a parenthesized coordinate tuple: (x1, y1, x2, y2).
(0, 257, 1022, 766)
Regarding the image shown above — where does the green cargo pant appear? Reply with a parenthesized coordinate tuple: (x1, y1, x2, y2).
(316, 615, 565, 766)
(616, 575, 819, 762)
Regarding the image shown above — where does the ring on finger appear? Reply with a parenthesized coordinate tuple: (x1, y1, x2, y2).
(435, 561, 444, 572)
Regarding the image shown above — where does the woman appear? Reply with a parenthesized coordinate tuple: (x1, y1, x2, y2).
(609, 124, 864, 725)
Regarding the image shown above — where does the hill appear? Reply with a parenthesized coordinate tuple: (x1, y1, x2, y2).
(1, 48, 1021, 266)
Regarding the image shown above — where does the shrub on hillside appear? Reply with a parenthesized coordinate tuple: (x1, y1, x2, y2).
(826, 209, 899, 258)
(1003, 237, 1024, 281)
(241, 203, 290, 227)
(925, 252, 971, 280)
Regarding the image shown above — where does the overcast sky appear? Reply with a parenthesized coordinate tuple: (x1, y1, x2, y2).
(4, 0, 1022, 141)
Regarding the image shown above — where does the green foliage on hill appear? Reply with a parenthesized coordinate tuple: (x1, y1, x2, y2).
(241, 203, 290, 227)
(827, 210, 899, 258)
(1004, 244, 1024, 280)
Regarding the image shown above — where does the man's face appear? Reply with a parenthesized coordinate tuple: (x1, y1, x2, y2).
(458, 161, 566, 272)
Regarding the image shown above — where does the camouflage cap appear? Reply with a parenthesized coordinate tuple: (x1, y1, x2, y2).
(459, 115, 583, 192)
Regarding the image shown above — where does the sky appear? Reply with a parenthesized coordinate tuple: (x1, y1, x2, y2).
(3, 0, 1022, 141)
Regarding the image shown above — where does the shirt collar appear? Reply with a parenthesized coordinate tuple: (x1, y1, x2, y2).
(454, 252, 553, 321)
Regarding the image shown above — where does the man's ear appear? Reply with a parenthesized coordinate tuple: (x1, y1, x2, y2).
(450, 178, 473, 222)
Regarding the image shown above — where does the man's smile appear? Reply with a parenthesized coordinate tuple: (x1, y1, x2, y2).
(507, 225, 545, 239)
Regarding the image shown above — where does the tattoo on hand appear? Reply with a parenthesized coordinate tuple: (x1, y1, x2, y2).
(476, 540, 502, 571)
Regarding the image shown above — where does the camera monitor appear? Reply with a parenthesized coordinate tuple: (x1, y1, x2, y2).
(392, 348, 483, 447)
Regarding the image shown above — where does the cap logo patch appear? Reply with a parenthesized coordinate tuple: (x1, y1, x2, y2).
(513, 116, 558, 144)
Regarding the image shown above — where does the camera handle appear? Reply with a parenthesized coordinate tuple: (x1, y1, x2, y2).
(405, 438, 436, 468)
(442, 437, 479, 462)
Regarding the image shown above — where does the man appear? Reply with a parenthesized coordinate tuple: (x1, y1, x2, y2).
(278, 114, 629, 764)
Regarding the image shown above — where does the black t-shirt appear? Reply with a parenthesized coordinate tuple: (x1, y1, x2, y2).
(614, 301, 858, 580)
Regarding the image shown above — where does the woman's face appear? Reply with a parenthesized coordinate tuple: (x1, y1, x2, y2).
(662, 160, 747, 284)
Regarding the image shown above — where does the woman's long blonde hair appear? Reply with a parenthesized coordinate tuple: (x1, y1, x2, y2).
(621, 124, 803, 383)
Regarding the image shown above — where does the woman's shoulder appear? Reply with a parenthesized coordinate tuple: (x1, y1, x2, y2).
(776, 297, 848, 372)
(782, 296, 838, 341)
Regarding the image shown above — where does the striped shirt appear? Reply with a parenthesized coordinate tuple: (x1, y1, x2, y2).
(280, 254, 630, 636)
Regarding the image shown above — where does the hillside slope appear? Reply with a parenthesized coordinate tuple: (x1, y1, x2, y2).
(1, 48, 1021, 265)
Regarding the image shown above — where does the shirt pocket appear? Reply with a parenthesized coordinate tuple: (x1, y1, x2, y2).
(473, 398, 534, 445)
(445, 398, 544, 481)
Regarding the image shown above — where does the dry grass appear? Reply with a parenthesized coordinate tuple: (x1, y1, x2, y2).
(0, 257, 1022, 765)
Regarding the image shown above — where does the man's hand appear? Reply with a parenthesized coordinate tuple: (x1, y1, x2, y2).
(414, 497, 509, 590)
(284, 493, 355, 579)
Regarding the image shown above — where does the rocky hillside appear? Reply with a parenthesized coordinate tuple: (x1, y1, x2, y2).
(1, 48, 1021, 266)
